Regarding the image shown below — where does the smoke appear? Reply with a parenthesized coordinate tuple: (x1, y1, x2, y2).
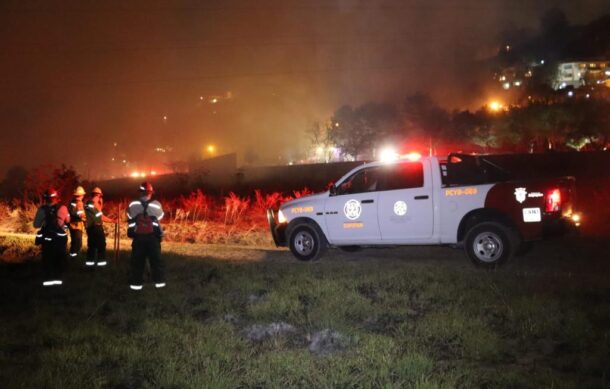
(0, 0, 609, 176)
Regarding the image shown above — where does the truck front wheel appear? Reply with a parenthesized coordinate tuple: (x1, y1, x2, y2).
(288, 224, 327, 261)
(464, 222, 517, 268)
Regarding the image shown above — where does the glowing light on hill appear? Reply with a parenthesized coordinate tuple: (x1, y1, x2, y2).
(488, 100, 505, 112)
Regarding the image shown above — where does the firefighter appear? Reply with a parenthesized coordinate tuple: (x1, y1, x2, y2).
(33, 188, 70, 286)
(84, 187, 117, 267)
(127, 181, 165, 290)
(67, 186, 87, 258)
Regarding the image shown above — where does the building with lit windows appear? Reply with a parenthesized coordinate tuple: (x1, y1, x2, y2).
(553, 59, 610, 90)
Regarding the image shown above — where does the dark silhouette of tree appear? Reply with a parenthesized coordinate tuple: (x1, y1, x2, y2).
(403, 93, 450, 147)
(24, 165, 80, 203)
(329, 102, 399, 159)
(307, 121, 335, 162)
(0, 166, 28, 200)
(483, 99, 610, 152)
(450, 110, 482, 142)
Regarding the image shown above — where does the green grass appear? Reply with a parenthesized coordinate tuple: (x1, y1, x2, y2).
(0, 235, 609, 388)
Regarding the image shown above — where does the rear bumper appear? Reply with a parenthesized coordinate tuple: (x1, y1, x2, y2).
(542, 215, 580, 239)
(266, 209, 287, 247)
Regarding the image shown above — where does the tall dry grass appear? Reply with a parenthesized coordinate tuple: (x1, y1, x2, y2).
(0, 188, 314, 246)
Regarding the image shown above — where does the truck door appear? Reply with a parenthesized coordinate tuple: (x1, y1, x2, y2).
(324, 166, 381, 243)
(377, 160, 434, 242)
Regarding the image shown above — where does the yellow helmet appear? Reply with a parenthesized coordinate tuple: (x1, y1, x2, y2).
(91, 187, 103, 196)
(73, 186, 86, 196)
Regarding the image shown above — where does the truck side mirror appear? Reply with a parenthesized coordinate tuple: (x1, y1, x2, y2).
(329, 185, 337, 196)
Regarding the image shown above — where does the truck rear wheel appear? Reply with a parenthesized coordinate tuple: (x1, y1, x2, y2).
(288, 223, 327, 261)
(464, 222, 517, 268)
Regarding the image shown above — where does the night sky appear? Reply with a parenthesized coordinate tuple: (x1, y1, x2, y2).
(1, 0, 609, 177)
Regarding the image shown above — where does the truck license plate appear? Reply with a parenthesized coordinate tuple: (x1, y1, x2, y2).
(523, 207, 541, 222)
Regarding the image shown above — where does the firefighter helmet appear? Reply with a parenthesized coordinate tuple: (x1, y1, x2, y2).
(73, 186, 86, 196)
(139, 181, 154, 193)
(43, 188, 58, 199)
(91, 187, 103, 195)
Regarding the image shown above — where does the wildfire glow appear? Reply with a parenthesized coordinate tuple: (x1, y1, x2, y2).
(488, 100, 504, 112)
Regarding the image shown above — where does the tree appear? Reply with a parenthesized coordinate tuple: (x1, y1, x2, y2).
(450, 110, 482, 142)
(403, 93, 451, 150)
(0, 166, 28, 200)
(329, 102, 399, 160)
(307, 121, 335, 162)
(564, 99, 610, 150)
(24, 165, 80, 203)
(53, 165, 80, 201)
(480, 98, 610, 152)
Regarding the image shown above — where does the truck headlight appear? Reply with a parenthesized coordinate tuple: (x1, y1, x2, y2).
(278, 209, 287, 224)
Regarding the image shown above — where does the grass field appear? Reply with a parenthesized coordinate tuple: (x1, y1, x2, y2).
(0, 234, 609, 388)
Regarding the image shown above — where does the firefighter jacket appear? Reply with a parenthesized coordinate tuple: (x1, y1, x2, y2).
(85, 196, 112, 228)
(127, 197, 165, 238)
(34, 204, 70, 242)
(68, 198, 86, 231)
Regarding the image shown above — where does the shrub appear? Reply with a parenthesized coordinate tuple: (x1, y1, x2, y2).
(223, 192, 250, 225)
(253, 190, 285, 214)
(176, 189, 211, 222)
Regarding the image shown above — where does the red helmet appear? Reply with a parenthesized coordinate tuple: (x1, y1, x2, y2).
(43, 188, 58, 199)
(139, 181, 154, 194)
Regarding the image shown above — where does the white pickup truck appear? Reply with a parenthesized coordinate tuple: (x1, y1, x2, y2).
(267, 153, 579, 267)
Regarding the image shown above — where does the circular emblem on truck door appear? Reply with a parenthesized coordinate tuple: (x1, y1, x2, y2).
(393, 201, 408, 216)
(344, 199, 362, 220)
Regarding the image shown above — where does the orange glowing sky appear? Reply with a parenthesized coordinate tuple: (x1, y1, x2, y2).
(1, 0, 609, 177)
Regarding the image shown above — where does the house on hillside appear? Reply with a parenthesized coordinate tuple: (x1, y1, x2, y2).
(553, 59, 610, 90)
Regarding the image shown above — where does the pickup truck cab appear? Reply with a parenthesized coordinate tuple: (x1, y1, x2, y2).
(267, 153, 579, 267)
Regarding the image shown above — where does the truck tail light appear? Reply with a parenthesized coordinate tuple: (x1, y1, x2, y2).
(545, 188, 562, 212)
